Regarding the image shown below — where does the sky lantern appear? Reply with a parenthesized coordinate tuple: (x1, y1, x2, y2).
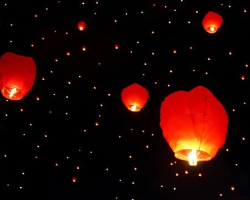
(114, 44, 119, 49)
(78, 21, 87, 31)
(160, 86, 228, 166)
(121, 83, 149, 112)
(0, 52, 36, 100)
(202, 11, 223, 34)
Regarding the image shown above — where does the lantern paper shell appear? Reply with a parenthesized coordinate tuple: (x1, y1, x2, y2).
(160, 86, 228, 164)
(202, 11, 223, 34)
(121, 83, 149, 112)
(78, 21, 87, 31)
(0, 52, 36, 100)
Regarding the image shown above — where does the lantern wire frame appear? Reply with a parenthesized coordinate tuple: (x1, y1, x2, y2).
(173, 96, 213, 164)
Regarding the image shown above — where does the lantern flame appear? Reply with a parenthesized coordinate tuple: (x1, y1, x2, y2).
(188, 149, 197, 166)
(9, 88, 17, 98)
(131, 105, 137, 112)
(209, 26, 215, 32)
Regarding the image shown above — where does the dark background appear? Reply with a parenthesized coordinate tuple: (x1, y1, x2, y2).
(0, 0, 249, 199)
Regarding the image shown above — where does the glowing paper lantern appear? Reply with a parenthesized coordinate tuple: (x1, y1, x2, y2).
(78, 21, 87, 31)
(202, 11, 223, 34)
(121, 83, 149, 112)
(160, 86, 228, 166)
(0, 52, 36, 100)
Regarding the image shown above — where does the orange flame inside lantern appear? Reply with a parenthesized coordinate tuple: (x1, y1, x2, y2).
(121, 83, 149, 112)
(9, 88, 17, 97)
(209, 26, 215, 33)
(202, 11, 223, 34)
(126, 103, 141, 112)
(130, 104, 138, 112)
(188, 149, 197, 166)
(160, 86, 228, 166)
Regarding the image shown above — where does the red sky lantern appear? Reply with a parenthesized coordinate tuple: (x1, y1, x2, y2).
(114, 44, 119, 49)
(78, 21, 87, 31)
(82, 46, 87, 51)
(160, 86, 228, 166)
(121, 83, 149, 112)
(0, 52, 36, 100)
(202, 11, 223, 34)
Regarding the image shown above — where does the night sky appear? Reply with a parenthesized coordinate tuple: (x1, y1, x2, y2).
(0, 0, 249, 199)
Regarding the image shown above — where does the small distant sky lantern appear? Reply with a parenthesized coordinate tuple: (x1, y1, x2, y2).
(160, 86, 228, 166)
(78, 21, 87, 31)
(114, 44, 119, 49)
(121, 83, 149, 112)
(0, 52, 36, 101)
(202, 11, 223, 34)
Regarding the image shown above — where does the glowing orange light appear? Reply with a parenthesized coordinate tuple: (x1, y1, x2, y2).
(209, 26, 215, 32)
(130, 104, 138, 112)
(188, 149, 197, 166)
(9, 88, 17, 98)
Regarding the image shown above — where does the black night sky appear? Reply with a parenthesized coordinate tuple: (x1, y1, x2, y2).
(0, 0, 249, 199)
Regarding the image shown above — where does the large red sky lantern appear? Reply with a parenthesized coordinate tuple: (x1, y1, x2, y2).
(78, 21, 87, 31)
(160, 86, 228, 166)
(121, 83, 149, 112)
(202, 11, 223, 34)
(0, 52, 36, 101)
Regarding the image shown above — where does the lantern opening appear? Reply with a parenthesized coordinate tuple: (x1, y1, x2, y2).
(128, 104, 140, 112)
(207, 26, 217, 33)
(175, 149, 212, 165)
(2, 86, 22, 100)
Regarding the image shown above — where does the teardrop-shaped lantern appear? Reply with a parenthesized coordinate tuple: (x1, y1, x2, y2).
(121, 83, 149, 112)
(160, 86, 228, 166)
(202, 11, 223, 34)
(78, 21, 87, 31)
(0, 52, 36, 100)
